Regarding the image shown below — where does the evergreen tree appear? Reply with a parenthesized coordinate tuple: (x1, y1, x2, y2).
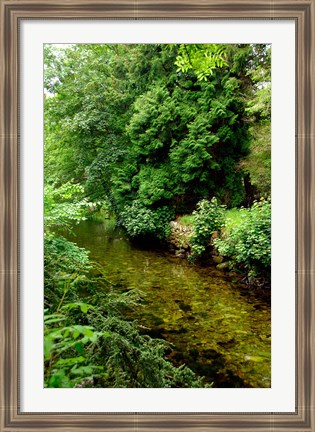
(44, 43, 270, 238)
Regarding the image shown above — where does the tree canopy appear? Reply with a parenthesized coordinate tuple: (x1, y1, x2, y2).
(44, 43, 270, 237)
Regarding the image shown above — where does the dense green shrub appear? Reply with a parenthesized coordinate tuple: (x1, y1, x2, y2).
(44, 181, 90, 232)
(44, 303, 105, 388)
(214, 198, 271, 276)
(190, 198, 226, 258)
(44, 179, 98, 304)
(44, 235, 105, 388)
(44, 235, 93, 307)
(45, 235, 91, 273)
(119, 201, 175, 239)
(45, 44, 271, 219)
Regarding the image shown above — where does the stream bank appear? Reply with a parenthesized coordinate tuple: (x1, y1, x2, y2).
(65, 219, 271, 388)
(167, 219, 271, 297)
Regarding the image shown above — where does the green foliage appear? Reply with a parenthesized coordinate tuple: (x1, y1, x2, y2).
(119, 201, 175, 239)
(43, 43, 271, 387)
(84, 147, 124, 202)
(45, 235, 91, 274)
(245, 45, 271, 121)
(238, 121, 271, 197)
(44, 235, 92, 307)
(190, 198, 226, 258)
(44, 181, 89, 232)
(224, 208, 243, 232)
(175, 44, 228, 80)
(45, 43, 257, 219)
(116, 64, 250, 211)
(44, 304, 106, 388)
(178, 214, 195, 226)
(214, 199, 271, 276)
(44, 178, 96, 305)
(236, 44, 271, 201)
(44, 44, 129, 187)
(133, 164, 176, 207)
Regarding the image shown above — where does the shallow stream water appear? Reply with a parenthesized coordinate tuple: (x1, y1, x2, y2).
(67, 219, 271, 388)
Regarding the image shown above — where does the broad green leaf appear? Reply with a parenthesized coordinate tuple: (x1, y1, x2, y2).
(44, 337, 54, 360)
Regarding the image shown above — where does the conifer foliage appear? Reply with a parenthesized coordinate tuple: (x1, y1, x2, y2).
(45, 44, 270, 239)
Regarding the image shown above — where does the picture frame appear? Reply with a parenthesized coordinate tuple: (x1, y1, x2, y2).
(0, 0, 314, 430)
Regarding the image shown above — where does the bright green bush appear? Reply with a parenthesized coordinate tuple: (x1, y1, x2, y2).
(44, 303, 106, 388)
(190, 198, 226, 258)
(45, 235, 91, 273)
(44, 236, 106, 388)
(119, 201, 175, 240)
(44, 178, 98, 305)
(214, 198, 271, 276)
(44, 181, 90, 232)
(44, 235, 93, 305)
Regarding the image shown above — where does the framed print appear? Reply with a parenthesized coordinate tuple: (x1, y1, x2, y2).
(0, 0, 314, 431)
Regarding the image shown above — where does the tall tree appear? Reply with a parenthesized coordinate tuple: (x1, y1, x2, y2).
(44, 43, 270, 237)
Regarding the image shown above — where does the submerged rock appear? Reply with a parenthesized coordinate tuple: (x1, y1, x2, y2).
(216, 262, 230, 271)
(175, 249, 186, 258)
(212, 255, 224, 264)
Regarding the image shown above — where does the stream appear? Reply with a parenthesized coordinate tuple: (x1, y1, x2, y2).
(66, 219, 271, 388)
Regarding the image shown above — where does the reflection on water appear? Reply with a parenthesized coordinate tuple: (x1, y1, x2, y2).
(67, 219, 271, 388)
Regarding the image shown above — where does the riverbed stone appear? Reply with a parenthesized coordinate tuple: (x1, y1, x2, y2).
(212, 255, 224, 264)
(175, 249, 186, 258)
(216, 262, 230, 271)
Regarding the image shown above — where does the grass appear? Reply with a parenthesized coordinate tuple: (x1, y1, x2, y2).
(178, 208, 243, 233)
(225, 208, 243, 233)
(178, 214, 195, 226)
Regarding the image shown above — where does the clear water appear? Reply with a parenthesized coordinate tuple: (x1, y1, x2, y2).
(67, 219, 271, 388)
